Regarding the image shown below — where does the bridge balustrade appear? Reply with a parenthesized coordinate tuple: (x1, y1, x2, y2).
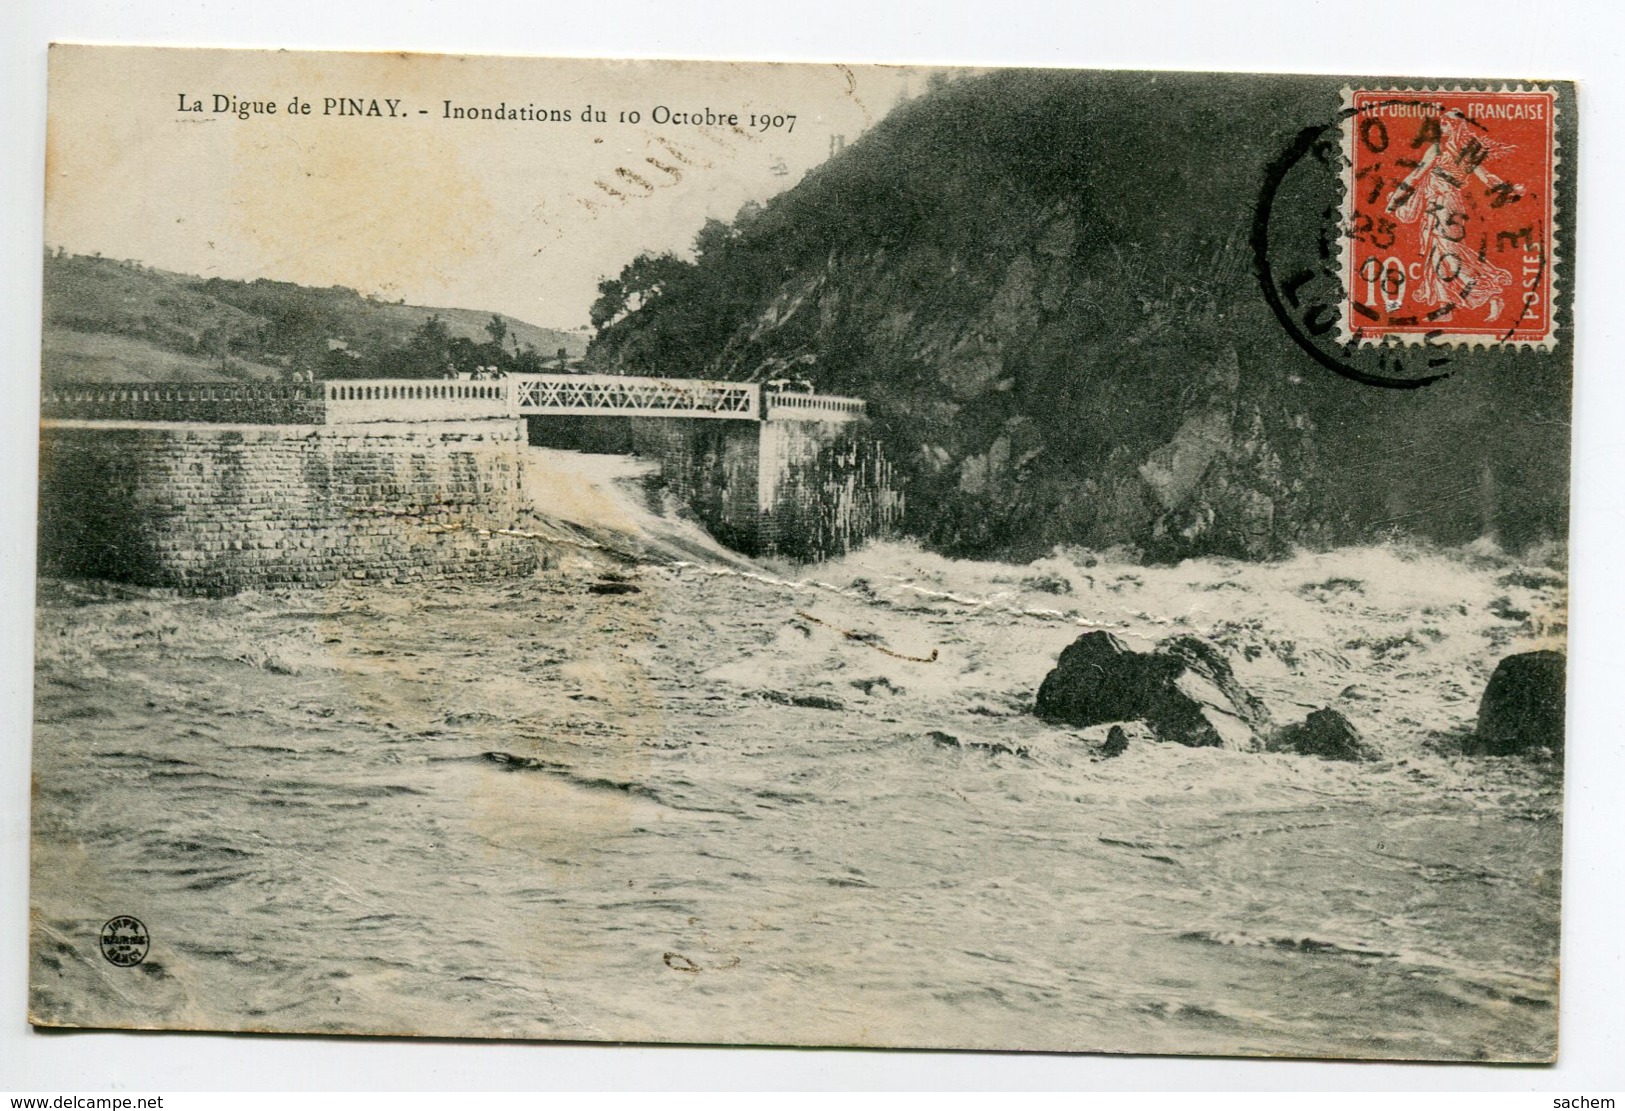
(322, 379, 511, 423)
(42, 375, 868, 425)
(762, 392, 866, 422)
(41, 381, 327, 423)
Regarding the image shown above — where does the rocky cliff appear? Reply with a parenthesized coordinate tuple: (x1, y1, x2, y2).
(589, 70, 1571, 562)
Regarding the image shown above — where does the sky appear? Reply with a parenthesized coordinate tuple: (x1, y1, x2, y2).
(45, 47, 930, 329)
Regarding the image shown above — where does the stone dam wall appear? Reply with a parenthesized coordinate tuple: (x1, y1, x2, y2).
(39, 420, 537, 593)
(38, 408, 901, 592)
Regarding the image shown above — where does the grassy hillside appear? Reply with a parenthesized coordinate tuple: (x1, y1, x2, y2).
(41, 252, 589, 384)
(42, 329, 283, 383)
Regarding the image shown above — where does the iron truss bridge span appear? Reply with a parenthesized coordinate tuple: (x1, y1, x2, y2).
(511, 374, 865, 422)
(513, 374, 758, 420)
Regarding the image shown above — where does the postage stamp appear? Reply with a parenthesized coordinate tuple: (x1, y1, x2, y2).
(1340, 87, 1560, 347)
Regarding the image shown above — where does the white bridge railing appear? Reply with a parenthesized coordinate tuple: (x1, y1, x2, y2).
(323, 379, 511, 423)
(45, 374, 867, 425)
(761, 392, 866, 422)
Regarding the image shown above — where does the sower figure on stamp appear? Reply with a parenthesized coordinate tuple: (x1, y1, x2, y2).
(1385, 113, 1521, 322)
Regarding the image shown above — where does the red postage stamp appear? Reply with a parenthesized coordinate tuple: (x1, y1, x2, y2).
(1341, 87, 1560, 347)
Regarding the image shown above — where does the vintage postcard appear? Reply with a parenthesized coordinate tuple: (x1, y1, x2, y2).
(30, 46, 1572, 1060)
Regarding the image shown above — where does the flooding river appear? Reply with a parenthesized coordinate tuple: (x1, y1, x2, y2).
(29, 462, 1563, 1061)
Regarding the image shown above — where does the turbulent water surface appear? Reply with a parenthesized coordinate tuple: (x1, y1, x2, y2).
(30, 458, 1564, 1061)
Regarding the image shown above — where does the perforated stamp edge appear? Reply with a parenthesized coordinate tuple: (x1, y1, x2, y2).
(1335, 84, 1562, 351)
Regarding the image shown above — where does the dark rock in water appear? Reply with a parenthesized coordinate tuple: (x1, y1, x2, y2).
(1035, 631, 1143, 721)
(928, 729, 1030, 758)
(1101, 724, 1131, 758)
(1155, 635, 1275, 748)
(589, 581, 641, 595)
(850, 676, 902, 696)
(479, 751, 554, 772)
(1475, 650, 1566, 756)
(1034, 631, 1272, 750)
(1020, 571, 1072, 595)
(754, 689, 846, 712)
(1268, 707, 1379, 762)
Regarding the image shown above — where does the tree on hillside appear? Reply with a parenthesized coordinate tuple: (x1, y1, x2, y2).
(406, 314, 454, 375)
(513, 343, 546, 374)
(358, 314, 456, 379)
(485, 314, 508, 348)
(692, 218, 736, 262)
(587, 202, 791, 375)
(589, 251, 694, 332)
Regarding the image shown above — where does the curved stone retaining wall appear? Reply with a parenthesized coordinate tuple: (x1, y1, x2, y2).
(38, 419, 537, 592)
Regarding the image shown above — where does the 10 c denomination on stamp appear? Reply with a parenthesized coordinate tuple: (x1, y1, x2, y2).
(1341, 86, 1559, 347)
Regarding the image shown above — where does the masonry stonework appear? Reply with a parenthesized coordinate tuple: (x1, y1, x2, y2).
(39, 420, 538, 592)
(755, 420, 902, 561)
(631, 417, 901, 560)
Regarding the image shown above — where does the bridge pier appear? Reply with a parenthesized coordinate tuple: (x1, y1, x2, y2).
(515, 375, 902, 560)
(630, 417, 900, 561)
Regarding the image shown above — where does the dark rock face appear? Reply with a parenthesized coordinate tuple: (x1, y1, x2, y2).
(589, 70, 1569, 561)
(1035, 631, 1272, 750)
(1475, 650, 1566, 756)
(1268, 707, 1380, 762)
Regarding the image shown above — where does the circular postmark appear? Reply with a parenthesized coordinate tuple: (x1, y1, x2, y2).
(1252, 93, 1554, 390)
(98, 915, 150, 967)
(1253, 106, 1453, 390)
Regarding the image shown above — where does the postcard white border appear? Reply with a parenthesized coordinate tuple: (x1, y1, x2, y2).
(4, 0, 1622, 1094)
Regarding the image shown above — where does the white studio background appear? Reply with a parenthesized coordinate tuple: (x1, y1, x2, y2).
(3, 0, 1622, 1093)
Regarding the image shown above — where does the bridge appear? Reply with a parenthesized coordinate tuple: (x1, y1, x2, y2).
(38, 370, 897, 588)
(42, 373, 867, 425)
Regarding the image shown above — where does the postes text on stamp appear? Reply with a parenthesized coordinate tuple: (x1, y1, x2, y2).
(1342, 87, 1558, 347)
